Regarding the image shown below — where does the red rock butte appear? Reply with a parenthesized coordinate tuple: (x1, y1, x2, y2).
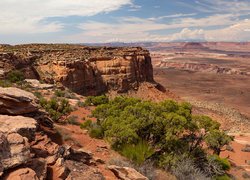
(0, 44, 154, 95)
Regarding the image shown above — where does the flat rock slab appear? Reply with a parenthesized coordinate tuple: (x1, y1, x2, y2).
(0, 87, 38, 115)
(25, 79, 54, 90)
(0, 115, 37, 140)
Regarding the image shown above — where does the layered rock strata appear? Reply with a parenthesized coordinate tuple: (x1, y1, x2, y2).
(0, 44, 154, 95)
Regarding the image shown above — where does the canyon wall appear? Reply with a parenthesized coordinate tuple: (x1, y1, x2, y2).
(0, 44, 154, 95)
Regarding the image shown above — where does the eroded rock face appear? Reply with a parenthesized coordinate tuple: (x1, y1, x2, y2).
(0, 87, 38, 115)
(108, 165, 148, 180)
(0, 115, 37, 140)
(0, 132, 31, 171)
(1, 44, 154, 95)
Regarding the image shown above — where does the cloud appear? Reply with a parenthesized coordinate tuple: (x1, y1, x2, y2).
(170, 28, 205, 41)
(181, 0, 250, 14)
(205, 19, 250, 41)
(169, 19, 250, 42)
(0, 0, 132, 34)
(148, 13, 197, 21)
(69, 13, 240, 42)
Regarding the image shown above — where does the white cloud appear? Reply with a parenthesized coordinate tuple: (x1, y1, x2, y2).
(0, 0, 132, 34)
(168, 19, 250, 42)
(182, 0, 250, 14)
(69, 13, 241, 42)
(148, 13, 197, 21)
(170, 28, 205, 41)
(68, 16, 250, 43)
(205, 19, 250, 41)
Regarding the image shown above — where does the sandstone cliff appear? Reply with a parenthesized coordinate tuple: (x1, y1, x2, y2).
(0, 44, 154, 95)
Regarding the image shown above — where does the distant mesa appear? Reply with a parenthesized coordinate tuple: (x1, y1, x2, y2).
(182, 42, 209, 50)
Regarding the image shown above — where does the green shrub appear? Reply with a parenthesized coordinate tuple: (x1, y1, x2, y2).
(120, 141, 154, 165)
(85, 95, 109, 106)
(54, 90, 65, 97)
(209, 155, 231, 171)
(6, 70, 25, 83)
(39, 97, 72, 121)
(77, 101, 86, 107)
(67, 115, 80, 125)
(91, 96, 232, 177)
(80, 119, 92, 129)
(89, 125, 104, 139)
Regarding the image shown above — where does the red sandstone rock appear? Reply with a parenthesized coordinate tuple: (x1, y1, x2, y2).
(0, 44, 154, 95)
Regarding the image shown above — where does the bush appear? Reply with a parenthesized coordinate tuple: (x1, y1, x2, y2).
(6, 70, 25, 83)
(54, 90, 65, 97)
(67, 115, 80, 125)
(85, 95, 109, 106)
(208, 155, 231, 171)
(89, 125, 104, 139)
(80, 119, 92, 129)
(91, 97, 232, 177)
(77, 101, 86, 107)
(39, 97, 72, 121)
(119, 141, 154, 165)
(173, 158, 209, 180)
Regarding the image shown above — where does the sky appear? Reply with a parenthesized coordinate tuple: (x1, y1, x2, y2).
(1, 0, 250, 44)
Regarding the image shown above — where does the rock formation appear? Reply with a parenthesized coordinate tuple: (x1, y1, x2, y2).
(0, 87, 38, 115)
(0, 44, 154, 95)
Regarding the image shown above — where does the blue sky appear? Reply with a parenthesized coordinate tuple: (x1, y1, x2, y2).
(0, 0, 250, 44)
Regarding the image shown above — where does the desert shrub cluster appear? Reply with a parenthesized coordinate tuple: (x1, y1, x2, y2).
(39, 97, 72, 121)
(84, 95, 109, 106)
(86, 96, 233, 179)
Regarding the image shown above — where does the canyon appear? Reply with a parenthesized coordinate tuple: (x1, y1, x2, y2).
(0, 43, 250, 179)
(0, 44, 154, 95)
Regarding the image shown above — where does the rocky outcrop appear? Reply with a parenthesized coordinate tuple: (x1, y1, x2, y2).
(0, 132, 31, 171)
(0, 87, 53, 128)
(0, 44, 154, 95)
(0, 115, 37, 140)
(108, 165, 148, 180)
(0, 87, 38, 115)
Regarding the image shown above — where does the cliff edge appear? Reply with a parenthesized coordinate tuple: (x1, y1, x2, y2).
(0, 44, 154, 95)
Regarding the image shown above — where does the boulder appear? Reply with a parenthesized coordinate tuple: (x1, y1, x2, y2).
(108, 165, 148, 180)
(0, 87, 38, 115)
(0, 132, 31, 171)
(0, 115, 37, 140)
(62, 146, 93, 164)
(3, 168, 39, 180)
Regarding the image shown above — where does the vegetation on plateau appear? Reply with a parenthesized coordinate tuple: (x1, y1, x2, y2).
(82, 96, 233, 179)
